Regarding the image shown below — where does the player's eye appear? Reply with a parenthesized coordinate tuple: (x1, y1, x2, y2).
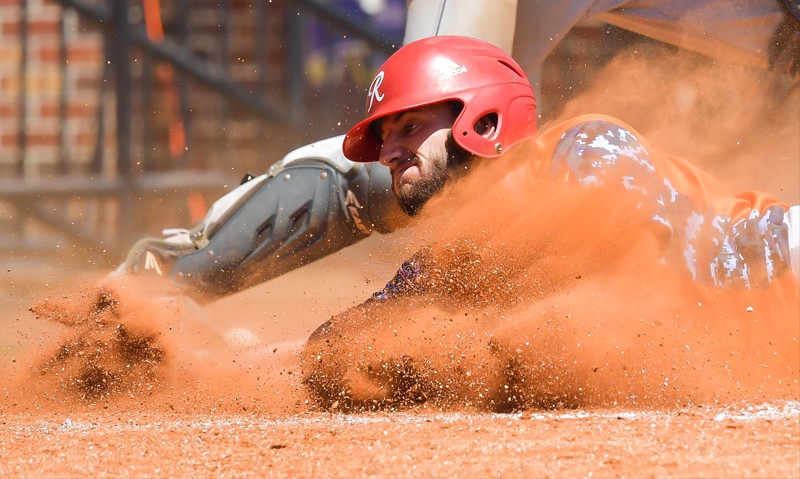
(403, 121, 419, 136)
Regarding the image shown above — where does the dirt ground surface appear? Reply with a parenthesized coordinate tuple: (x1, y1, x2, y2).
(2, 404, 798, 478)
(2, 238, 799, 479)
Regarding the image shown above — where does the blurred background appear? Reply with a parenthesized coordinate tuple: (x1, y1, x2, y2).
(0, 0, 796, 270)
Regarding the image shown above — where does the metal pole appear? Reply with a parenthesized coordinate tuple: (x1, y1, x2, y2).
(286, 4, 305, 126)
(112, 0, 132, 180)
(17, 0, 28, 177)
(58, 10, 69, 174)
(111, 0, 134, 246)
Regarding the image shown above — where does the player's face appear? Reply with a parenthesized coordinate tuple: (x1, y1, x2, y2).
(376, 103, 466, 216)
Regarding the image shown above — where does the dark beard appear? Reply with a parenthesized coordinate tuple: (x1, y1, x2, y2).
(396, 135, 474, 216)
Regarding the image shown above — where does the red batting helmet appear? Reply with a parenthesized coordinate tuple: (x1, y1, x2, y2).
(342, 35, 537, 163)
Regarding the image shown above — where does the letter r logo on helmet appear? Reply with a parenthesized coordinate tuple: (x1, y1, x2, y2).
(367, 71, 385, 112)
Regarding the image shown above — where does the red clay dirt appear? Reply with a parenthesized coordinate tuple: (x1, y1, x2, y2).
(2, 249, 799, 479)
(2, 50, 800, 478)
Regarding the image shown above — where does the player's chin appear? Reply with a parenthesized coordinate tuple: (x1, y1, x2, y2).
(394, 175, 426, 203)
(396, 185, 434, 217)
(391, 162, 421, 191)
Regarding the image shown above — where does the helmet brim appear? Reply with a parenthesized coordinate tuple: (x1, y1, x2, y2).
(342, 116, 383, 163)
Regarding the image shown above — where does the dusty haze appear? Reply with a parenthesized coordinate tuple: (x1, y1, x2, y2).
(2, 47, 798, 418)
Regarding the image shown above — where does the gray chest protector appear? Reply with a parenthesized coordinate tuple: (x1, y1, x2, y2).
(121, 135, 407, 302)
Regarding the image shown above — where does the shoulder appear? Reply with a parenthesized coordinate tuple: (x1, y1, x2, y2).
(541, 114, 647, 152)
(536, 115, 656, 185)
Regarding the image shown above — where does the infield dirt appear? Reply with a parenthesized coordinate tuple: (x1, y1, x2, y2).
(1, 48, 799, 478)
(2, 249, 799, 478)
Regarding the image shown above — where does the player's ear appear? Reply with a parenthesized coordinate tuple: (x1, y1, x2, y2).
(473, 113, 498, 139)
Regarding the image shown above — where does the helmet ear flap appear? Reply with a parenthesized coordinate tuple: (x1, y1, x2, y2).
(452, 95, 506, 158)
(453, 117, 503, 158)
(452, 87, 537, 158)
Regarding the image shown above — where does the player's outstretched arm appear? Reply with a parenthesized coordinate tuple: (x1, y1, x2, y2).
(117, 135, 408, 303)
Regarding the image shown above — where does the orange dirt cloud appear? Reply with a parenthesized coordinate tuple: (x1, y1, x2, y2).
(3, 47, 798, 416)
(300, 162, 799, 412)
(553, 44, 799, 201)
(4, 276, 309, 416)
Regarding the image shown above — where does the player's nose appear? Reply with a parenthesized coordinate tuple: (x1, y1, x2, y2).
(378, 136, 405, 167)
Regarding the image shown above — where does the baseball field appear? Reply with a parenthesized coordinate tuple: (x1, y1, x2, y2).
(2, 49, 799, 479)
(2, 228, 799, 478)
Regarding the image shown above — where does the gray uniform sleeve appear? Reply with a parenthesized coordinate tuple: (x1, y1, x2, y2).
(512, 0, 785, 74)
(122, 136, 409, 302)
